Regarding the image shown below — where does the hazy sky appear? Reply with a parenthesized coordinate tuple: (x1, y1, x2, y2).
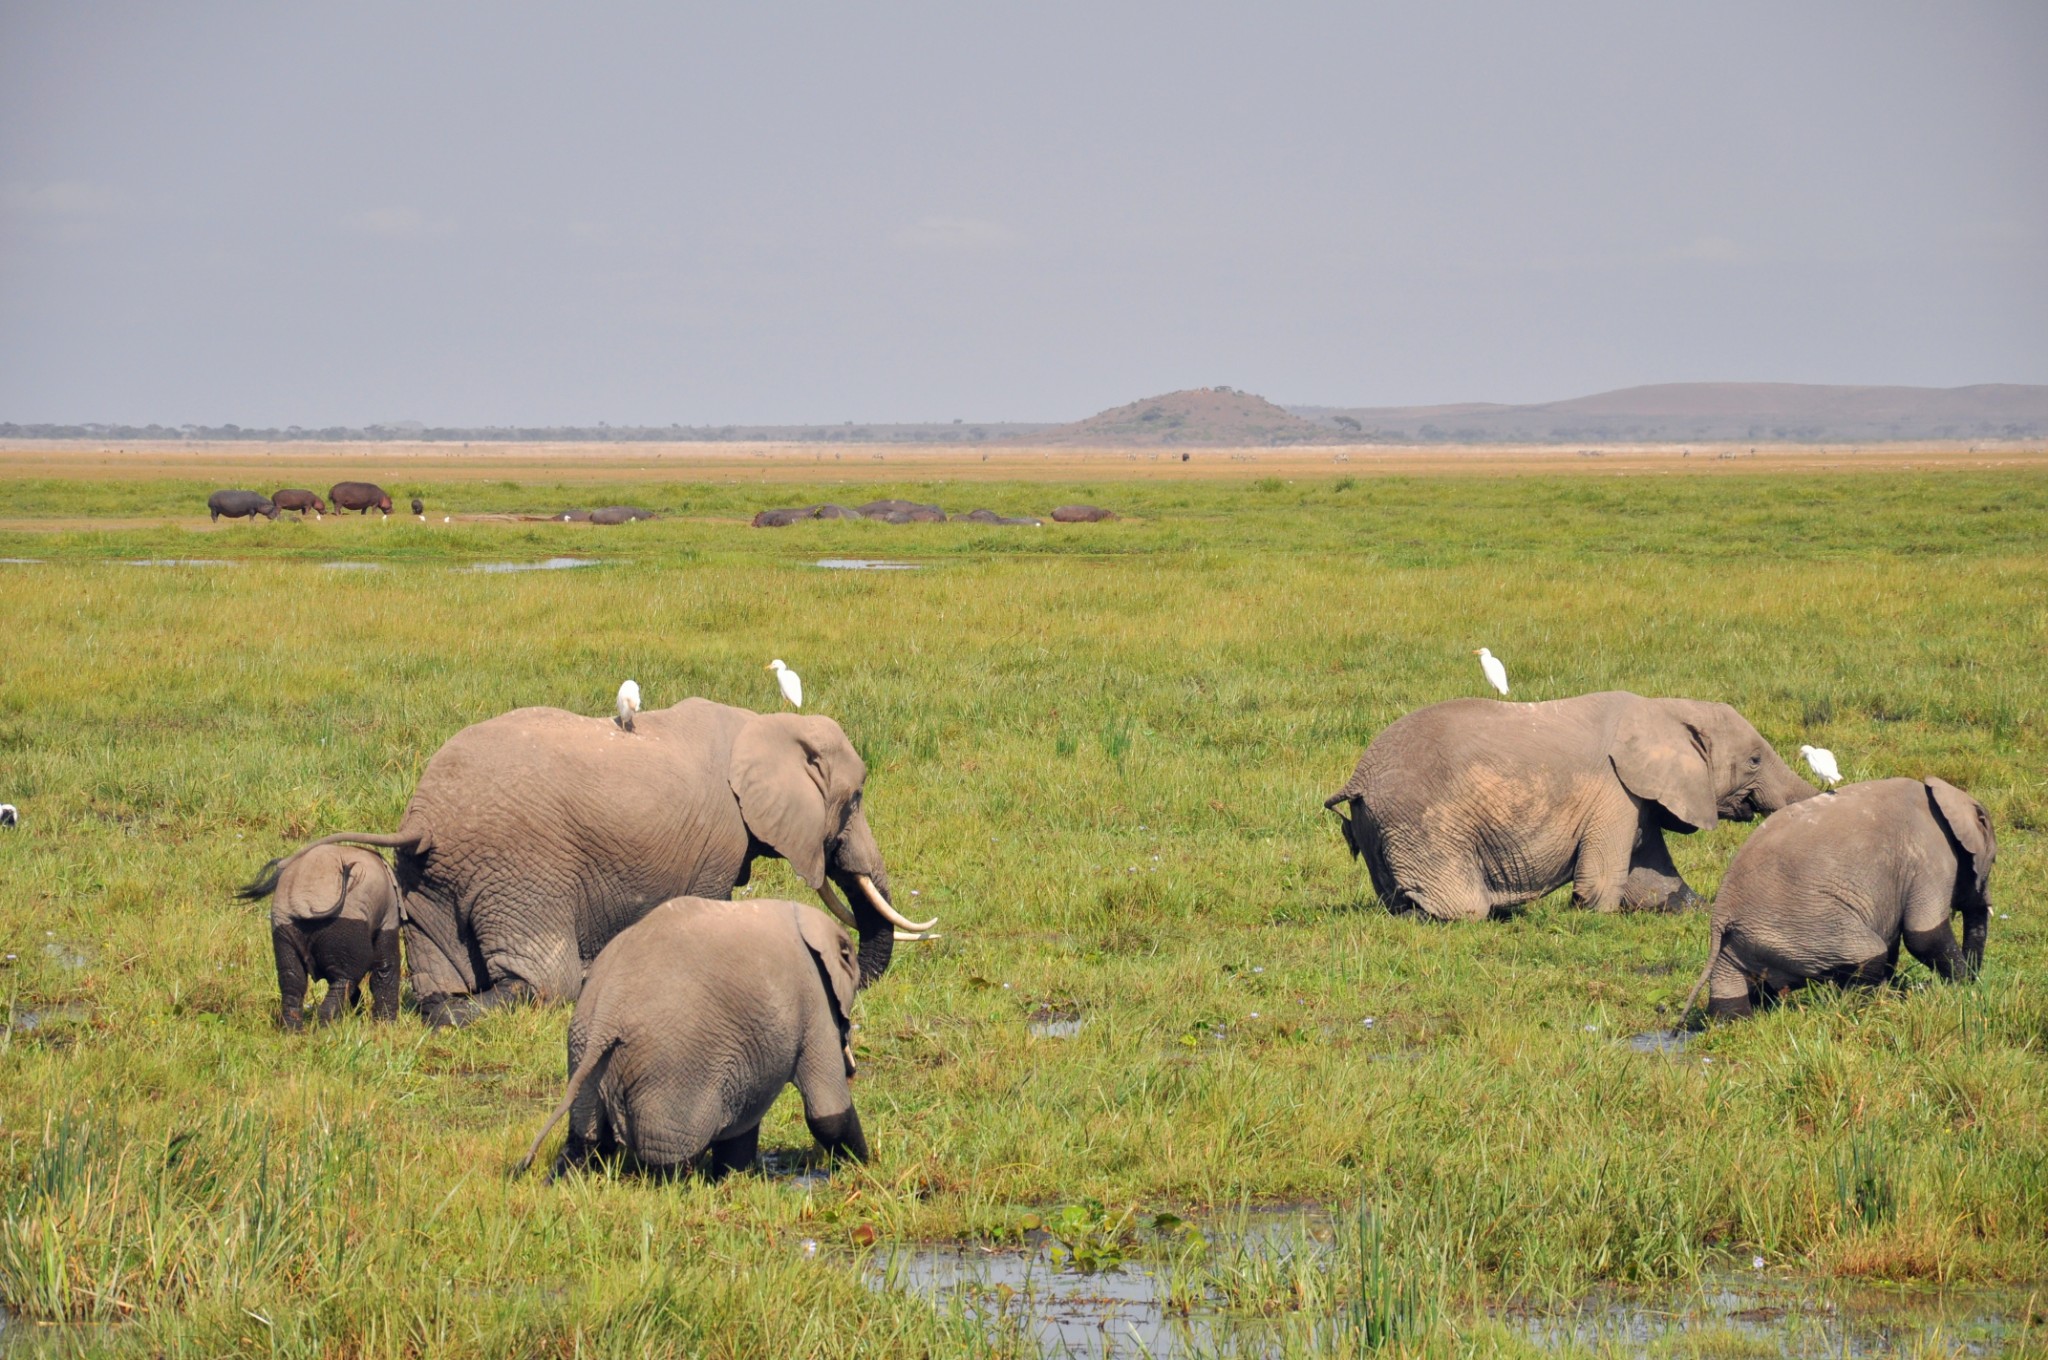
(2, 3, 2043, 425)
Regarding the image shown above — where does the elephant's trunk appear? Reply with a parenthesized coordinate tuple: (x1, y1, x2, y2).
(1761, 751, 1820, 812)
(1960, 901, 1989, 978)
(833, 866, 897, 989)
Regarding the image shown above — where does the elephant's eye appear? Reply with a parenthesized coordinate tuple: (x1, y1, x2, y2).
(1749, 754, 1761, 766)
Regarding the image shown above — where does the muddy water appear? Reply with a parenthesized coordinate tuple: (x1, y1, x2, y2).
(8, 1001, 91, 1034)
(466, 557, 602, 573)
(816, 558, 919, 571)
(873, 1215, 2041, 1359)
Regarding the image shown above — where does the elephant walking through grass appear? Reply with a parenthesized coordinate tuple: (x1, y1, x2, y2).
(518, 897, 868, 1179)
(253, 699, 933, 1027)
(1686, 777, 1996, 1019)
(1326, 692, 1816, 921)
(240, 844, 402, 1029)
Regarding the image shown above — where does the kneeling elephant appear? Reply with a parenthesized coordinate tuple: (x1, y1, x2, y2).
(1326, 691, 1816, 921)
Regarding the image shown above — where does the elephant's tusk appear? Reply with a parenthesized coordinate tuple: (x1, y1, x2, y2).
(857, 874, 937, 933)
(815, 880, 860, 930)
(894, 929, 939, 942)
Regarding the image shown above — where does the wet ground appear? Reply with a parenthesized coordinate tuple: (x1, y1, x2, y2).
(870, 1211, 2043, 1359)
(816, 558, 920, 571)
(467, 557, 601, 573)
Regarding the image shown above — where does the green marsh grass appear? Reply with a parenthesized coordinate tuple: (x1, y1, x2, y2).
(0, 467, 2044, 1355)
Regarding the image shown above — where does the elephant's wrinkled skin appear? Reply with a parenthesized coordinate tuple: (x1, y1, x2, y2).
(1689, 777, 1995, 1019)
(519, 898, 867, 1179)
(264, 699, 921, 1027)
(1326, 692, 1816, 921)
(240, 844, 401, 1029)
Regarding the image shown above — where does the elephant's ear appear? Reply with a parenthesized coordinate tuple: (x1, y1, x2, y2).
(729, 714, 867, 891)
(1925, 778, 1995, 901)
(1610, 702, 1718, 832)
(795, 904, 859, 1048)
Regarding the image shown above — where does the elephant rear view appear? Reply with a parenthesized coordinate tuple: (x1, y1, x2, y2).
(257, 698, 932, 1027)
(1689, 777, 1996, 1019)
(1325, 691, 1816, 921)
(518, 897, 867, 1179)
(239, 843, 401, 1029)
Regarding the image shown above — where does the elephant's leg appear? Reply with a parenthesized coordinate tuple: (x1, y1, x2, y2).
(313, 920, 376, 1024)
(1571, 814, 1634, 912)
(1705, 938, 1754, 1019)
(423, 978, 539, 1029)
(272, 925, 312, 1031)
(369, 928, 401, 1020)
(706, 1124, 760, 1180)
(1620, 824, 1700, 913)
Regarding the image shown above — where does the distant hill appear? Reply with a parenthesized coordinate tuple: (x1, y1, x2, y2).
(1291, 383, 2048, 443)
(1025, 388, 1332, 446)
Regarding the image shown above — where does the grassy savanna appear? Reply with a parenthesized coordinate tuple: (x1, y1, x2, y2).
(1, 457, 2045, 1356)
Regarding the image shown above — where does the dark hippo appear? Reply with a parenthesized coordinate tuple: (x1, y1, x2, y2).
(955, 508, 1043, 525)
(1051, 504, 1117, 523)
(411, 497, 425, 517)
(814, 504, 863, 520)
(590, 506, 657, 525)
(753, 506, 820, 528)
(208, 489, 279, 522)
(330, 481, 393, 515)
(272, 489, 327, 515)
(555, 509, 592, 522)
(857, 498, 945, 522)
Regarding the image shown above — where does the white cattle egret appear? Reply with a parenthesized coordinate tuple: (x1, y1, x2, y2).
(767, 659, 803, 708)
(1799, 744, 1841, 788)
(0, 804, 16, 827)
(1474, 647, 1510, 696)
(616, 679, 641, 731)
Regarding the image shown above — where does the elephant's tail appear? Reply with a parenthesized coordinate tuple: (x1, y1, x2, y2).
(236, 858, 287, 903)
(240, 830, 426, 903)
(515, 1037, 617, 1178)
(1326, 795, 1406, 912)
(1681, 923, 1725, 1021)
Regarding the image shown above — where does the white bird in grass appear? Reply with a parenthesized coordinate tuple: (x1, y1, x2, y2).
(767, 659, 803, 709)
(1474, 647, 1510, 696)
(1799, 744, 1841, 789)
(616, 679, 641, 732)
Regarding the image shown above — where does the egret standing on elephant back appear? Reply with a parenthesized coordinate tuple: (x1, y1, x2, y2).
(767, 659, 803, 708)
(1475, 647, 1510, 696)
(243, 698, 935, 1027)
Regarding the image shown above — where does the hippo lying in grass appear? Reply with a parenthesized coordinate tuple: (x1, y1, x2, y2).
(590, 506, 657, 524)
(1051, 504, 1116, 523)
(208, 490, 279, 521)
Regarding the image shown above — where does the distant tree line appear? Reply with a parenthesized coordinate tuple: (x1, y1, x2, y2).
(0, 421, 1051, 443)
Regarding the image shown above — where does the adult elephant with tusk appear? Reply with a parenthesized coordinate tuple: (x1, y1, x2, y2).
(253, 699, 933, 1027)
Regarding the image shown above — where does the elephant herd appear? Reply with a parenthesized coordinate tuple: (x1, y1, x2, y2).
(242, 686, 1999, 1179)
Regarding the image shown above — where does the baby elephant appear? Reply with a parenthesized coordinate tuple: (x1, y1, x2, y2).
(519, 897, 867, 1180)
(239, 845, 402, 1029)
(1689, 777, 1996, 1019)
